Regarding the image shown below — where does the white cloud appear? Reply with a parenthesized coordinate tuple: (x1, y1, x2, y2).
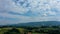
(0, 0, 60, 25)
(1, 0, 59, 15)
(48, 11, 56, 15)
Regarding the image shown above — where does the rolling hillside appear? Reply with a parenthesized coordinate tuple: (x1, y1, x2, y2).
(11, 21, 60, 27)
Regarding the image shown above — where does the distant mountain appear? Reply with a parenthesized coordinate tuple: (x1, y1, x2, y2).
(11, 21, 60, 27)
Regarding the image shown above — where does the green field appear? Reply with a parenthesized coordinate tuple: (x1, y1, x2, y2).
(0, 27, 60, 34)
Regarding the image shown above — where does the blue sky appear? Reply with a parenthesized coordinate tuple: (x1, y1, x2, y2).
(0, 0, 60, 25)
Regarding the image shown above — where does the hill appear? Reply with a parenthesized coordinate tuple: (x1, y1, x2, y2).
(11, 21, 60, 27)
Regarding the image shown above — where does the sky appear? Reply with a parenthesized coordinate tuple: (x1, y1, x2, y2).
(0, 0, 60, 25)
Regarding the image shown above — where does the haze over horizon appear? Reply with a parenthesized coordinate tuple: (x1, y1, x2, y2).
(0, 0, 60, 25)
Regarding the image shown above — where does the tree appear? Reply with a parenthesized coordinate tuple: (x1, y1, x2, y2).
(4, 28, 21, 34)
(48, 30, 60, 34)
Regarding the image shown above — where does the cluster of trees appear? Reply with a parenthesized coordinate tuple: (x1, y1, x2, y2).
(0, 26, 60, 34)
(0, 25, 60, 28)
(4, 28, 21, 34)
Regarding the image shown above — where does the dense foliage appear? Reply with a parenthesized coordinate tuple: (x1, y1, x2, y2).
(0, 26, 60, 34)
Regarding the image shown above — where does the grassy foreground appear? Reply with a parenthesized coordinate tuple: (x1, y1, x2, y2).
(0, 26, 60, 34)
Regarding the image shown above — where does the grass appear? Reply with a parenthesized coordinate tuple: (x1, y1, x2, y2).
(0, 27, 59, 34)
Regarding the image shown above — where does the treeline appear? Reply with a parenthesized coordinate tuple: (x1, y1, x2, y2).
(0, 25, 60, 28)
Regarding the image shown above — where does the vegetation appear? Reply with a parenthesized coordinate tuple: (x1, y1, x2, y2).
(0, 26, 60, 34)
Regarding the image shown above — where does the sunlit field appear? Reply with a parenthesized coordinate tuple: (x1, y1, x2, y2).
(0, 26, 60, 34)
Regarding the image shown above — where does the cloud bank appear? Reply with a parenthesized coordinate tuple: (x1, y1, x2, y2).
(0, 0, 60, 25)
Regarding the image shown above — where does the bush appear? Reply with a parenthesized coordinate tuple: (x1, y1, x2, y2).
(4, 28, 21, 34)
